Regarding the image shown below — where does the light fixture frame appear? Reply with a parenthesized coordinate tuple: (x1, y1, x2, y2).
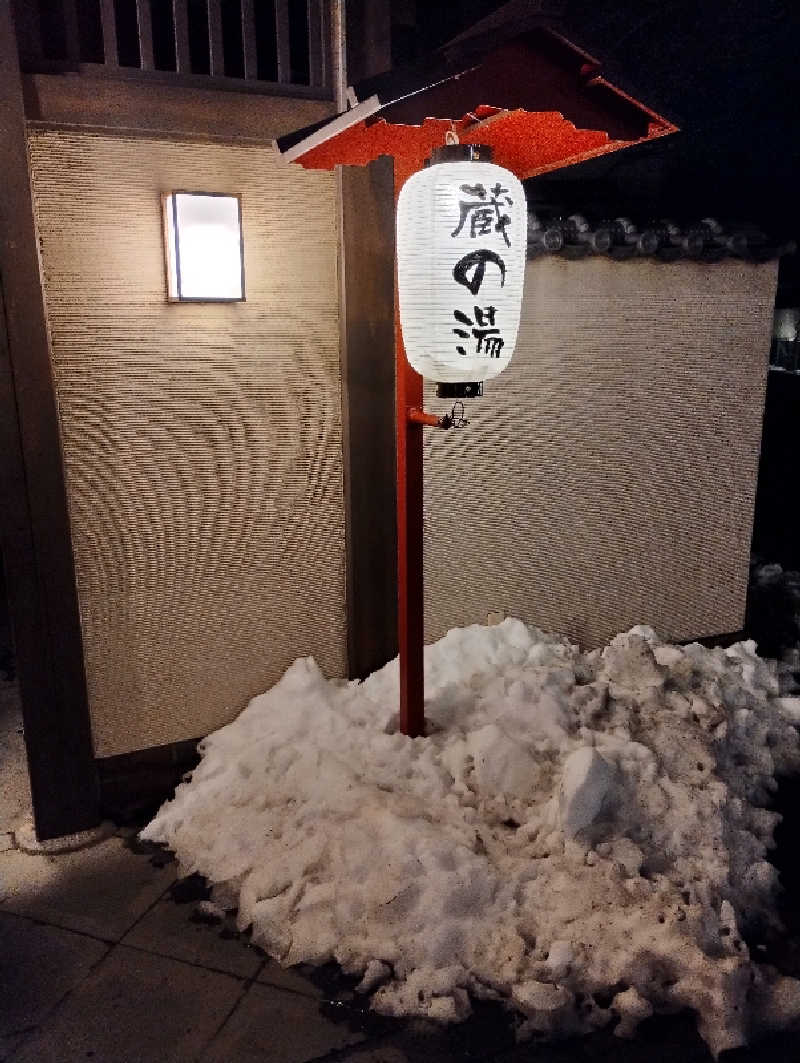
(162, 190, 246, 303)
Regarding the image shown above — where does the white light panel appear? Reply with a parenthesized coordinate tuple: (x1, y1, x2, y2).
(163, 192, 244, 302)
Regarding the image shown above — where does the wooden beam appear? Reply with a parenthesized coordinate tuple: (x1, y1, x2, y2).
(23, 71, 335, 140)
(337, 157, 398, 679)
(0, 1, 98, 840)
(172, 0, 191, 73)
(207, 0, 224, 77)
(136, 0, 154, 70)
(99, 0, 118, 67)
(275, 0, 290, 83)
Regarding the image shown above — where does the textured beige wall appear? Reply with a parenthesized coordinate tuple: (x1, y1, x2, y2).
(28, 129, 346, 757)
(424, 257, 777, 648)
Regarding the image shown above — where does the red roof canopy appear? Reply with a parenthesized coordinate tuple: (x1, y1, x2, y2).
(275, 28, 678, 188)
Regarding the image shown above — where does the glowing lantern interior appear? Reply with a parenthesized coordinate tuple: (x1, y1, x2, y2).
(396, 160, 526, 382)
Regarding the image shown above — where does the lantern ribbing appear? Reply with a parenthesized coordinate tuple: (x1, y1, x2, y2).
(396, 160, 526, 383)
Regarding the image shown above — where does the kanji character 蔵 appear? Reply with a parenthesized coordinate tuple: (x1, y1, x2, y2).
(451, 182, 514, 247)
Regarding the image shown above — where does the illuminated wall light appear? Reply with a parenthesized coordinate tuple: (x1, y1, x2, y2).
(163, 192, 245, 302)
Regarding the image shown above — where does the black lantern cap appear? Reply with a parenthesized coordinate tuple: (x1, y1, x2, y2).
(428, 143, 493, 165)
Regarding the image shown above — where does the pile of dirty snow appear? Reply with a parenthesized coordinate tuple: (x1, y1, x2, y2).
(142, 621, 800, 1056)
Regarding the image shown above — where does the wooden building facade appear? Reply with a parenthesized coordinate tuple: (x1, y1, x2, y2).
(1, 0, 395, 837)
(0, 0, 784, 839)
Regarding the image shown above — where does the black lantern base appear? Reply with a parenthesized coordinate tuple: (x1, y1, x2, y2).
(436, 381, 483, 399)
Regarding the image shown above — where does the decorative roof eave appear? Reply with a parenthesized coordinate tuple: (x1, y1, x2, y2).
(273, 25, 678, 179)
(281, 109, 672, 185)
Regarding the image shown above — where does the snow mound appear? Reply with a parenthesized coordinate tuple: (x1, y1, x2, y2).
(142, 621, 800, 1055)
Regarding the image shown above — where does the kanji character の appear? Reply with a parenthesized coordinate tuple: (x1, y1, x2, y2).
(452, 249, 506, 296)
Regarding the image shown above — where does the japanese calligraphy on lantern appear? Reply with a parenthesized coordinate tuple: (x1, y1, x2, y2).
(452, 305, 504, 358)
(396, 159, 526, 383)
(451, 182, 514, 245)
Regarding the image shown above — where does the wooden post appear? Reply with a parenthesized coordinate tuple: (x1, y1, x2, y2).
(275, 0, 290, 83)
(136, 0, 154, 70)
(207, 0, 224, 77)
(0, 0, 98, 839)
(240, 0, 257, 80)
(172, 0, 190, 74)
(336, 0, 399, 683)
(335, 1, 425, 732)
(337, 157, 397, 680)
(307, 0, 325, 88)
(99, 0, 118, 67)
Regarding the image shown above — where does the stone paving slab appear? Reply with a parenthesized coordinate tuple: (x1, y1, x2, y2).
(201, 981, 366, 1063)
(340, 1045, 410, 1063)
(0, 1033, 26, 1062)
(0, 837, 174, 940)
(11, 944, 244, 1063)
(0, 912, 108, 1037)
(121, 896, 262, 979)
(377, 1006, 518, 1063)
(256, 959, 325, 999)
(491, 1016, 713, 1063)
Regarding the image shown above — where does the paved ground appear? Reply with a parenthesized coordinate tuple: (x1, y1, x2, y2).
(0, 678, 30, 848)
(2, 672, 800, 1062)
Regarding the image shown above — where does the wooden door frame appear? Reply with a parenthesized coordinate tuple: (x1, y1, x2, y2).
(0, 0, 98, 840)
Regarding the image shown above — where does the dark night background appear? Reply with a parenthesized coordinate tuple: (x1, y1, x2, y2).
(400, 0, 800, 304)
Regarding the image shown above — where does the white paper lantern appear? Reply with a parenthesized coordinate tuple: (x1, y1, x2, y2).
(396, 149, 527, 383)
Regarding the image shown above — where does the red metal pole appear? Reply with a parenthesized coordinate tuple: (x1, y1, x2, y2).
(395, 167, 425, 739)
